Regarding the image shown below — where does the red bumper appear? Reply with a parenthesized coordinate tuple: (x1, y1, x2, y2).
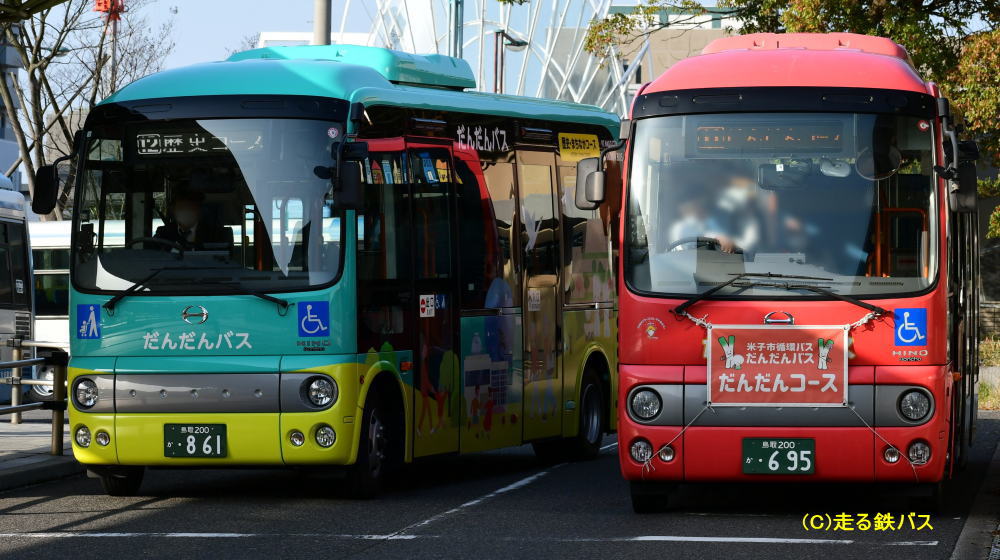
(618, 365, 951, 483)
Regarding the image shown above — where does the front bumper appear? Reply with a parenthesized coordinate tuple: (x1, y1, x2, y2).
(618, 365, 951, 483)
(68, 361, 363, 467)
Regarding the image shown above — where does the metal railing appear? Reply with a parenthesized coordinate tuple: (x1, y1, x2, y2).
(0, 339, 69, 455)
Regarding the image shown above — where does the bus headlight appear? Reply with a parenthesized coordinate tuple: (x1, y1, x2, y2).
(74, 378, 99, 409)
(907, 441, 931, 465)
(95, 431, 111, 446)
(306, 377, 337, 407)
(75, 425, 91, 447)
(899, 390, 930, 421)
(630, 389, 661, 420)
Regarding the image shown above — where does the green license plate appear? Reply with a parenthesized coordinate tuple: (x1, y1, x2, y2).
(164, 424, 227, 458)
(742, 438, 815, 474)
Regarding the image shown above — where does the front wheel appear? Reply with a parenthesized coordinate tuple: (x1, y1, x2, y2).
(566, 371, 605, 460)
(97, 466, 144, 497)
(345, 393, 390, 498)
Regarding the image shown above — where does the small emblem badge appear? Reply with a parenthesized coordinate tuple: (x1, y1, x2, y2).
(182, 305, 209, 325)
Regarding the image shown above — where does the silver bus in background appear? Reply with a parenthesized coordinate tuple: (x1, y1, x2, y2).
(0, 188, 33, 404)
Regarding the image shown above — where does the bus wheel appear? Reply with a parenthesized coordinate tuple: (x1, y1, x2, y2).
(97, 466, 144, 497)
(346, 393, 389, 499)
(630, 481, 669, 514)
(567, 371, 605, 460)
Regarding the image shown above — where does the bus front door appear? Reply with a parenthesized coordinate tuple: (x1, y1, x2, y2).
(407, 144, 461, 458)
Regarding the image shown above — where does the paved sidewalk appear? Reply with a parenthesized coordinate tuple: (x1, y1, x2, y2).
(0, 409, 82, 492)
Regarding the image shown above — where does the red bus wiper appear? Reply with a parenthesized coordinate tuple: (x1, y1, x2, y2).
(785, 283, 889, 316)
(671, 272, 832, 317)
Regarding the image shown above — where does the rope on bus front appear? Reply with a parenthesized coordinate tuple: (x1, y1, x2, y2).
(641, 403, 715, 477)
(846, 403, 921, 483)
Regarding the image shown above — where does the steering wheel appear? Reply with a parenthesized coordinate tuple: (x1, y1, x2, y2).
(127, 237, 186, 256)
(668, 236, 727, 252)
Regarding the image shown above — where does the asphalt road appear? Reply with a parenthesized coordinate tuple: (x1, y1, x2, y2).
(1, 412, 997, 560)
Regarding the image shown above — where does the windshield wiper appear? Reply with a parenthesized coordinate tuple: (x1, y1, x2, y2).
(785, 283, 889, 316)
(103, 267, 168, 312)
(671, 272, 833, 316)
(203, 280, 290, 311)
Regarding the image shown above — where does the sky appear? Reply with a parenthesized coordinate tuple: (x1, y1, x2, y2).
(143, 0, 369, 69)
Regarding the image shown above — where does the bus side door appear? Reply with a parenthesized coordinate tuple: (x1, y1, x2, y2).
(407, 142, 461, 458)
(517, 150, 563, 441)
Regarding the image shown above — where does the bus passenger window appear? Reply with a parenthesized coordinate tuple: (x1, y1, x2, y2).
(409, 149, 453, 280)
(482, 162, 520, 307)
(560, 166, 612, 304)
(455, 155, 502, 309)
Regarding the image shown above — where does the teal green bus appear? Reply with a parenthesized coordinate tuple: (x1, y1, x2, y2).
(35, 45, 620, 496)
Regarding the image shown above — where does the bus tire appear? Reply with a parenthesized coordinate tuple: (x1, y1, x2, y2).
(566, 370, 605, 460)
(345, 392, 389, 499)
(97, 466, 144, 497)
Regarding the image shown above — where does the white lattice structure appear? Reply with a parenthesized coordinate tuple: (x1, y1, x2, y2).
(322, 0, 640, 115)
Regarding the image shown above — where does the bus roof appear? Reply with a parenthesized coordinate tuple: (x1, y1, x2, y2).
(100, 45, 618, 132)
(0, 189, 25, 220)
(642, 32, 930, 96)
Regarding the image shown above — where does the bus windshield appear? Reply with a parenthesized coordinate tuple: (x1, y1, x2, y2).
(73, 118, 345, 294)
(626, 112, 937, 298)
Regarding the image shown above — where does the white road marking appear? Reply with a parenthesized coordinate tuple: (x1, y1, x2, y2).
(0, 532, 420, 540)
(0, 532, 940, 547)
(393, 465, 563, 535)
(625, 536, 854, 544)
(600, 442, 618, 451)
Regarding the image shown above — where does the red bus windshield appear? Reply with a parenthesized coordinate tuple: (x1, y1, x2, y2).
(626, 112, 937, 298)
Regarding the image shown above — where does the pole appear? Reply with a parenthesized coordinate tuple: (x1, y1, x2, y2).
(449, 0, 464, 58)
(9, 345, 21, 425)
(109, 18, 118, 93)
(50, 354, 67, 456)
(313, 0, 332, 46)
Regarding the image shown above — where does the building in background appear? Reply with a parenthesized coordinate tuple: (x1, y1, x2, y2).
(0, 33, 22, 191)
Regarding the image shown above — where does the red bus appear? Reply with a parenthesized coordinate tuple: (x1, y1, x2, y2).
(576, 33, 981, 512)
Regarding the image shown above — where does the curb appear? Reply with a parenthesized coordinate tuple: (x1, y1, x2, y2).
(950, 438, 1000, 560)
(0, 455, 85, 493)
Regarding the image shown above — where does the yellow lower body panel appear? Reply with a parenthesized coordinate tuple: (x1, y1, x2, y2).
(72, 413, 358, 467)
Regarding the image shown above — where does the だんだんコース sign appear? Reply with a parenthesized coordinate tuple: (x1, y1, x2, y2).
(707, 325, 848, 406)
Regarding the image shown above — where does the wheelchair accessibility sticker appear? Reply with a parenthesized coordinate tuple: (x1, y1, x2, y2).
(894, 308, 927, 346)
(77, 304, 101, 339)
(298, 301, 330, 337)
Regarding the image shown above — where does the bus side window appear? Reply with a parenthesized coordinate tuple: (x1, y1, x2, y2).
(454, 154, 501, 309)
(482, 161, 520, 307)
(0, 223, 12, 306)
(358, 152, 410, 282)
(7, 223, 29, 307)
(560, 166, 612, 304)
(409, 149, 453, 280)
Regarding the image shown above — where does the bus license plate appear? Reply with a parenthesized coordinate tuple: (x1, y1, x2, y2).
(164, 424, 227, 458)
(742, 438, 814, 474)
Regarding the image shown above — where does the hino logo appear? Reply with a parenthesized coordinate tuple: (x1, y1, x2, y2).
(182, 305, 209, 325)
(892, 349, 928, 357)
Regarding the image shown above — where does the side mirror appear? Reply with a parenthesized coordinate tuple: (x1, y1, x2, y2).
(574, 157, 603, 210)
(32, 165, 59, 215)
(951, 140, 979, 214)
(337, 160, 364, 210)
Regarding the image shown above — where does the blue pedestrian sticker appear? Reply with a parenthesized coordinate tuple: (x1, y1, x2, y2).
(435, 294, 447, 310)
(298, 301, 330, 337)
(77, 304, 101, 339)
(894, 308, 927, 346)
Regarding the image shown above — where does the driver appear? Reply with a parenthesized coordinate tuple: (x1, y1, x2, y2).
(154, 190, 229, 249)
